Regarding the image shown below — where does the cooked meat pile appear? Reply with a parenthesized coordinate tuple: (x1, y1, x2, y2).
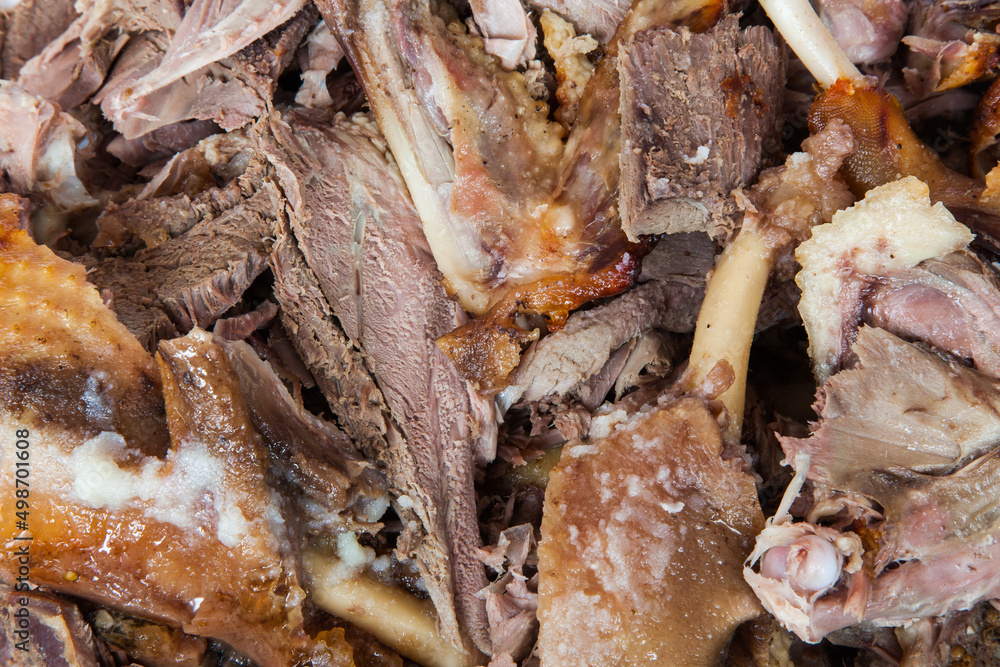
(5, 0, 1000, 666)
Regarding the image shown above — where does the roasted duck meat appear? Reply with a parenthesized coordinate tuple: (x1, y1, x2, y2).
(0, 195, 386, 665)
(320, 0, 726, 390)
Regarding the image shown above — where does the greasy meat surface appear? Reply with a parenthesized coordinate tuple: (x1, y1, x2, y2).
(537, 397, 763, 666)
(809, 79, 1000, 243)
(0, 197, 358, 666)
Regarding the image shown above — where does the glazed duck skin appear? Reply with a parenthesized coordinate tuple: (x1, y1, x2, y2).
(0, 196, 356, 666)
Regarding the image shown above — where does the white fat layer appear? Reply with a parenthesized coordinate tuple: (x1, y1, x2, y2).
(69, 431, 251, 548)
(316, 532, 377, 585)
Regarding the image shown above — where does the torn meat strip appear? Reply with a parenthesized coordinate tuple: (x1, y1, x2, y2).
(17, 0, 183, 110)
(99, 0, 306, 129)
(863, 250, 1000, 379)
(476, 524, 539, 662)
(221, 337, 390, 535)
(0, 0, 78, 79)
(903, 0, 1000, 97)
(264, 110, 497, 655)
(97, 5, 314, 140)
(84, 131, 278, 348)
(497, 276, 704, 411)
(468, 0, 537, 69)
(619, 15, 784, 241)
(781, 326, 1000, 490)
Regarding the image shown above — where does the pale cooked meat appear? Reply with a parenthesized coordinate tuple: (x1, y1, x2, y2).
(97, 6, 314, 140)
(813, 0, 908, 65)
(0, 0, 78, 79)
(526, 0, 629, 43)
(265, 109, 496, 655)
(497, 277, 703, 410)
(106, 120, 222, 168)
(619, 15, 784, 240)
(0, 81, 98, 242)
(780, 326, 1000, 488)
(295, 20, 345, 108)
(537, 397, 764, 665)
(863, 250, 1000, 379)
(17, 0, 183, 109)
(99, 0, 306, 133)
(467, 0, 537, 69)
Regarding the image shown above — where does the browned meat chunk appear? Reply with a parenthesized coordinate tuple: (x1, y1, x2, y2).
(619, 15, 784, 241)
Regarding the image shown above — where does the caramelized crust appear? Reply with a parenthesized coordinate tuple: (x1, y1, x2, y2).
(809, 79, 1000, 232)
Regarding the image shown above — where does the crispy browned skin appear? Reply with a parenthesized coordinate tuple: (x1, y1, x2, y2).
(0, 199, 351, 667)
(809, 79, 1000, 236)
(971, 76, 1000, 179)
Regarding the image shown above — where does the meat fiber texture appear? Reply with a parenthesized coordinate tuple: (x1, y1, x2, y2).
(756, 330, 1000, 643)
(263, 109, 498, 656)
(619, 15, 785, 241)
(84, 131, 279, 350)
